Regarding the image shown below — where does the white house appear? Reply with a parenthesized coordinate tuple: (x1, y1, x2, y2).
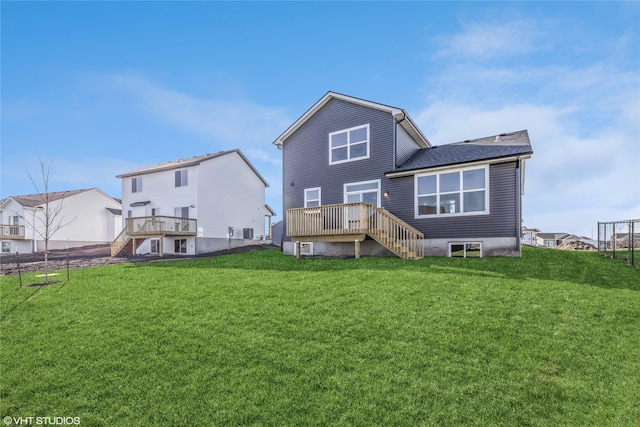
(0, 188, 122, 254)
(113, 150, 273, 257)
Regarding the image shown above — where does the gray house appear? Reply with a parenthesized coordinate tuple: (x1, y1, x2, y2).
(273, 92, 533, 259)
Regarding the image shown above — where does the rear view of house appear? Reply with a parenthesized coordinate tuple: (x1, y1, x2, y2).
(0, 188, 122, 254)
(274, 92, 533, 258)
(112, 149, 274, 257)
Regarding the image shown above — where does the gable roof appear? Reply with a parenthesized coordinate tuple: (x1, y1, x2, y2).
(116, 149, 269, 187)
(272, 91, 431, 148)
(2, 189, 90, 208)
(388, 130, 533, 176)
(1, 188, 121, 210)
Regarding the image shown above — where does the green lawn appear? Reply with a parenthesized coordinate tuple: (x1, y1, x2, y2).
(1, 247, 639, 426)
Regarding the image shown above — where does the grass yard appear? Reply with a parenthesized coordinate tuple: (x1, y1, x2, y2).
(1, 247, 639, 426)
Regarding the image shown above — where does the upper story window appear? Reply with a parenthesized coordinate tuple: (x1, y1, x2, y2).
(131, 177, 142, 193)
(304, 188, 321, 207)
(415, 166, 489, 218)
(329, 124, 370, 165)
(175, 170, 188, 187)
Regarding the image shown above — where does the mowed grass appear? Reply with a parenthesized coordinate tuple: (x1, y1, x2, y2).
(1, 247, 639, 426)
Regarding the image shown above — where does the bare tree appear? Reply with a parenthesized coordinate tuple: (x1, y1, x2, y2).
(27, 158, 76, 283)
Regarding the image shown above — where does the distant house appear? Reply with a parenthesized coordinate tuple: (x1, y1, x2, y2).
(273, 92, 533, 259)
(522, 227, 540, 246)
(113, 150, 274, 257)
(0, 188, 122, 254)
(536, 233, 567, 248)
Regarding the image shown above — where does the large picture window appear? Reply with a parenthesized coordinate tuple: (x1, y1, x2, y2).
(415, 166, 488, 217)
(329, 124, 370, 165)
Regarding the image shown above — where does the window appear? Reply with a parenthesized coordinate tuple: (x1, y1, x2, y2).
(329, 124, 370, 165)
(174, 207, 189, 218)
(131, 177, 142, 193)
(344, 180, 380, 207)
(127, 210, 132, 218)
(174, 239, 187, 254)
(175, 170, 188, 187)
(304, 188, 321, 207)
(150, 239, 159, 254)
(174, 207, 190, 232)
(450, 243, 482, 258)
(243, 228, 254, 239)
(151, 208, 159, 216)
(416, 166, 488, 217)
(2, 241, 10, 253)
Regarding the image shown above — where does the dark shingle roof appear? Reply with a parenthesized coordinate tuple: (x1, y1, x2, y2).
(393, 130, 532, 173)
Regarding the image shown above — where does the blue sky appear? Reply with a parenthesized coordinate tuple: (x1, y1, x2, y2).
(2, 1, 639, 238)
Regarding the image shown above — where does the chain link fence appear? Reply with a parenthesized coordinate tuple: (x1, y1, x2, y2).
(597, 219, 639, 267)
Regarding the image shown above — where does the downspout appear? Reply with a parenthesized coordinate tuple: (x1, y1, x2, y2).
(515, 156, 522, 256)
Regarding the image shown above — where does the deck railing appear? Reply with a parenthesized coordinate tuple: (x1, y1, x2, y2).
(0, 224, 26, 239)
(126, 216, 197, 237)
(286, 203, 424, 259)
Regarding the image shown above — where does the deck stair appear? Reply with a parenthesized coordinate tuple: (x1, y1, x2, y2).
(287, 203, 424, 260)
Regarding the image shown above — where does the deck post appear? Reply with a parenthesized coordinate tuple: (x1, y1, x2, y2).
(132, 238, 136, 256)
(354, 239, 361, 259)
(159, 238, 164, 257)
(296, 241, 301, 259)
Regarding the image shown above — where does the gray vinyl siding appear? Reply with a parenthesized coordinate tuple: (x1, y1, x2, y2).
(282, 98, 396, 240)
(386, 162, 518, 238)
(396, 124, 420, 167)
(282, 97, 520, 243)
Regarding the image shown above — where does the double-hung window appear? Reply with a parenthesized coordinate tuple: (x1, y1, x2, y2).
(175, 170, 188, 187)
(304, 188, 321, 207)
(415, 166, 488, 217)
(131, 177, 142, 193)
(329, 124, 369, 165)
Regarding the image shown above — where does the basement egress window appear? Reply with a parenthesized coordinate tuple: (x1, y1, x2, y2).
(449, 243, 482, 258)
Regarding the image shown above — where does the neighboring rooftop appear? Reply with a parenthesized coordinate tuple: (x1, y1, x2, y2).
(391, 130, 533, 174)
(116, 149, 269, 187)
(2, 189, 91, 208)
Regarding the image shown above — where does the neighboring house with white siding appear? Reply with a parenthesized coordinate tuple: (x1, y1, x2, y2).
(112, 149, 273, 257)
(0, 188, 122, 254)
(274, 92, 533, 259)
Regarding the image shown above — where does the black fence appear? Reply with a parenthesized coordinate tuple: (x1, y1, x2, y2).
(597, 219, 639, 267)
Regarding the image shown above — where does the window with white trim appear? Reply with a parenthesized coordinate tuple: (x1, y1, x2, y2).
(415, 166, 488, 217)
(131, 177, 142, 193)
(329, 124, 370, 165)
(175, 170, 188, 187)
(2, 241, 10, 253)
(449, 242, 482, 258)
(304, 188, 321, 207)
(344, 180, 380, 207)
(174, 239, 187, 254)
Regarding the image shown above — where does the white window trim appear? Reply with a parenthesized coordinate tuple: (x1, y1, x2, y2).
(329, 124, 370, 165)
(131, 177, 142, 193)
(343, 179, 381, 207)
(448, 242, 483, 258)
(304, 187, 322, 207)
(414, 165, 490, 218)
(175, 169, 188, 187)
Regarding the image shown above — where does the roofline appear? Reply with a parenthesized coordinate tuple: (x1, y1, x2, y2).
(272, 91, 430, 148)
(385, 153, 532, 178)
(116, 149, 269, 187)
(0, 188, 115, 208)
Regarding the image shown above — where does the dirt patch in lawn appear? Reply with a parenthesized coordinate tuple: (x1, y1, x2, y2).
(0, 243, 280, 276)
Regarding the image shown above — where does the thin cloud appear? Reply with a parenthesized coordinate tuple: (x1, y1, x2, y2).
(433, 19, 544, 59)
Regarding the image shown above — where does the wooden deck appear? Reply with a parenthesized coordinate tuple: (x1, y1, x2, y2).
(111, 216, 197, 256)
(0, 225, 25, 239)
(287, 203, 424, 259)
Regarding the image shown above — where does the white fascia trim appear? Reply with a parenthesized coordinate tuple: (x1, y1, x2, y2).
(386, 154, 532, 178)
(274, 92, 403, 148)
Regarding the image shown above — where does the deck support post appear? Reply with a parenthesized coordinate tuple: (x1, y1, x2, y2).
(159, 238, 164, 257)
(354, 240, 361, 259)
(132, 238, 136, 256)
(295, 241, 301, 259)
